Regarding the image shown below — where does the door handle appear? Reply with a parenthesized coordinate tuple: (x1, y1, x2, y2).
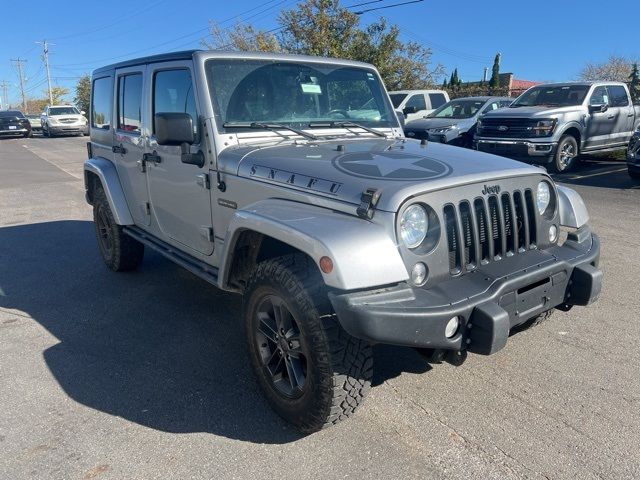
(628, 113, 634, 117)
(112, 144, 127, 155)
(607, 115, 615, 119)
(143, 151, 161, 165)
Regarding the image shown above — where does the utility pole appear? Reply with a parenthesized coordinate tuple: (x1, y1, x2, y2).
(0, 80, 9, 110)
(483, 67, 488, 83)
(37, 40, 54, 105)
(10, 58, 27, 112)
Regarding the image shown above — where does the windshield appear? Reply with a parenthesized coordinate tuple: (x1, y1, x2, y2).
(0, 111, 24, 118)
(511, 85, 589, 107)
(49, 106, 79, 115)
(206, 59, 396, 133)
(389, 93, 407, 108)
(429, 99, 486, 119)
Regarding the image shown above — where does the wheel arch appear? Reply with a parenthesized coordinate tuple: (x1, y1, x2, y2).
(218, 199, 408, 292)
(560, 125, 582, 150)
(84, 157, 134, 225)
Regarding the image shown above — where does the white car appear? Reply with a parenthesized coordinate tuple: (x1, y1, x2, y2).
(41, 105, 89, 137)
(389, 89, 450, 122)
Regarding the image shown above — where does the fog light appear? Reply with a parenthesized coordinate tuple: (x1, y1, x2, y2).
(445, 316, 459, 338)
(411, 262, 427, 286)
(549, 225, 558, 243)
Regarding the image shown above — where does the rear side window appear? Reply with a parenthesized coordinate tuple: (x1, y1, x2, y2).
(153, 69, 198, 138)
(91, 77, 112, 129)
(117, 73, 143, 134)
(429, 93, 447, 109)
(406, 94, 426, 111)
(608, 85, 630, 107)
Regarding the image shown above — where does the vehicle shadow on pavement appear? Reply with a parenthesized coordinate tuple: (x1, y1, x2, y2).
(552, 159, 638, 189)
(0, 220, 430, 442)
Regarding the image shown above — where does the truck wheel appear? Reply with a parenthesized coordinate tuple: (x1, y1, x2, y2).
(93, 185, 144, 271)
(244, 253, 372, 432)
(552, 135, 578, 173)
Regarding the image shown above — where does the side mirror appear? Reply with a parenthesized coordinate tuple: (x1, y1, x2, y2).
(80, 110, 86, 115)
(155, 112, 195, 146)
(403, 106, 418, 115)
(589, 103, 608, 114)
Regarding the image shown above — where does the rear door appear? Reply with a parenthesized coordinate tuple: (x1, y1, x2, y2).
(607, 85, 634, 145)
(145, 60, 214, 256)
(113, 66, 150, 225)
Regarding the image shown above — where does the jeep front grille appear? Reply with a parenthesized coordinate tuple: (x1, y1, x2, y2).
(443, 190, 537, 274)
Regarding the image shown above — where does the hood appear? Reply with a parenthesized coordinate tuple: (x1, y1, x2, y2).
(483, 105, 581, 118)
(218, 138, 542, 213)
(404, 117, 474, 131)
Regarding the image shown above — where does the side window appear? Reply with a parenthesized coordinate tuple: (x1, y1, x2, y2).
(91, 77, 112, 129)
(153, 69, 198, 138)
(482, 102, 499, 113)
(608, 85, 630, 107)
(499, 100, 512, 108)
(429, 93, 447, 109)
(117, 73, 143, 134)
(405, 94, 427, 111)
(590, 86, 609, 106)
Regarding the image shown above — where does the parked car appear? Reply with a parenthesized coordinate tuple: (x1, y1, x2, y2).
(628, 128, 640, 179)
(388, 89, 449, 122)
(85, 50, 601, 432)
(25, 114, 42, 133)
(0, 110, 32, 138)
(404, 96, 512, 148)
(41, 105, 89, 137)
(474, 82, 640, 172)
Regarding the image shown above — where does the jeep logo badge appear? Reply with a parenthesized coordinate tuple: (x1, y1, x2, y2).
(482, 184, 501, 195)
(497, 125, 509, 132)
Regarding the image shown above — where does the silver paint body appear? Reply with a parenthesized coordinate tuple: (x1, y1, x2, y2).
(85, 51, 592, 292)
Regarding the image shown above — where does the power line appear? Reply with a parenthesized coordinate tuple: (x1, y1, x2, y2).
(353, 0, 424, 14)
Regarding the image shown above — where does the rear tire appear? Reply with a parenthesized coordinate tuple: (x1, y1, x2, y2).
(551, 135, 579, 173)
(244, 253, 372, 432)
(93, 185, 144, 271)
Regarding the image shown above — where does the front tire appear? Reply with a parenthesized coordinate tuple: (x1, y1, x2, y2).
(552, 135, 578, 173)
(244, 254, 372, 432)
(93, 185, 144, 271)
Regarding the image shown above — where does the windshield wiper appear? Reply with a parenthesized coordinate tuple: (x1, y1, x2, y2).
(308, 121, 387, 138)
(222, 122, 318, 141)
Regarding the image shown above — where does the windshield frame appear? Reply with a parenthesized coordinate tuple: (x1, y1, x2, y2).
(511, 85, 590, 108)
(204, 58, 399, 136)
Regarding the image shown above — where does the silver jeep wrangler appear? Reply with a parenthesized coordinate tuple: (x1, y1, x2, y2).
(84, 50, 602, 432)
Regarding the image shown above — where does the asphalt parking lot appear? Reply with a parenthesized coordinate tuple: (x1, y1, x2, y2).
(1, 136, 639, 480)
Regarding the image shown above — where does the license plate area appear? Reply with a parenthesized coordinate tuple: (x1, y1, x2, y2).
(9, 125, 16, 130)
(499, 276, 556, 325)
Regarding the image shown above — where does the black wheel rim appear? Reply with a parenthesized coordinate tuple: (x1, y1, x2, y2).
(254, 295, 307, 399)
(96, 205, 114, 257)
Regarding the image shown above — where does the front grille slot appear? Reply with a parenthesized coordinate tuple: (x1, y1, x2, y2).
(443, 189, 538, 275)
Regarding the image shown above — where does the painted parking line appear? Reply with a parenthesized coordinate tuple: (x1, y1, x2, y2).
(560, 167, 628, 180)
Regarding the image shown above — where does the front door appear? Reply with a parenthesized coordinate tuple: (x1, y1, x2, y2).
(404, 94, 428, 122)
(584, 86, 615, 150)
(113, 66, 150, 225)
(145, 61, 214, 256)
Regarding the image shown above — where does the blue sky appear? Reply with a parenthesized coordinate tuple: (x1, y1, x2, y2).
(1, 0, 637, 107)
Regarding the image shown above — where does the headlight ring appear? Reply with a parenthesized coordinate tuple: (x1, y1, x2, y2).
(400, 204, 428, 249)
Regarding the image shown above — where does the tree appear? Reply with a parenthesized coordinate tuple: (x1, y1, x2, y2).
(49, 86, 69, 105)
(74, 75, 91, 114)
(628, 63, 640, 103)
(202, 0, 444, 90)
(442, 78, 448, 88)
(202, 21, 281, 52)
(489, 53, 501, 90)
(579, 55, 633, 82)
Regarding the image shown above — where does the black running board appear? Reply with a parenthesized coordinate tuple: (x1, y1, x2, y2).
(123, 226, 219, 286)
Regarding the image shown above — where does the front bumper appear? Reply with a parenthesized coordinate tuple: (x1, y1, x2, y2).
(475, 138, 557, 163)
(49, 124, 86, 135)
(0, 128, 28, 136)
(329, 229, 601, 356)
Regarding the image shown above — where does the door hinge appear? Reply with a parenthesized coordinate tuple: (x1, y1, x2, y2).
(356, 188, 381, 219)
(200, 226, 214, 242)
(196, 173, 211, 190)
(137, 158, 147, 173)
(144, 202, 151, 216)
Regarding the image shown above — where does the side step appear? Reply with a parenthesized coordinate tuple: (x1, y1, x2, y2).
(123, 226, 219, 286)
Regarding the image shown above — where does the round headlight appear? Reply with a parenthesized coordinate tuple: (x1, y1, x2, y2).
(536, 181, 551, 215)
(400, 204, 428, 249)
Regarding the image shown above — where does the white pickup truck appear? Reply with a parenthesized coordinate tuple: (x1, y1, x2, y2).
(389, 89, 449, 122)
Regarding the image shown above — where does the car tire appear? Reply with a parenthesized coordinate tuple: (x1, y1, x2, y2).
(93, 184, 144, 271)
(244, 253, 372, 432)
(23, 131, 32, 138)
(552, 135, 579, 173)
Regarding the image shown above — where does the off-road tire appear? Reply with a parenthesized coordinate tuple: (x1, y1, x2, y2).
(551, 135, 579, 173)
(244, 253, 372, 432)
(93, 185, 144, 271)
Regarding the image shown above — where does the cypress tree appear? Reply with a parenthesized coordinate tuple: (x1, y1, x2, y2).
(629, 63, 640, 104)
(489, 53, 501, 90)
